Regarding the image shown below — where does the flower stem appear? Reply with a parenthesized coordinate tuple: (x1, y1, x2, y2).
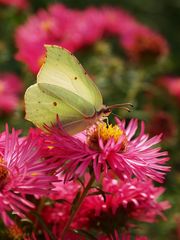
(61, 174, 95, 239)
(32, 211, 56, 240)
(34, 197, 45, 230)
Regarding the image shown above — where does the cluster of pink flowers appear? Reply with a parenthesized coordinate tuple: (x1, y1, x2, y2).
(0, 1, 173, 239)
(0, 0, 28, 9)
(0, 73, 23, 114)
(38, 116, 170, 238)
(41, 172, 170, 239)
(15, 4, 169, 73)
(0, 115, 171, 238)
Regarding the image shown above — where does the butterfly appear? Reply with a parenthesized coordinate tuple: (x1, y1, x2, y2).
(25, 45, 131, 135)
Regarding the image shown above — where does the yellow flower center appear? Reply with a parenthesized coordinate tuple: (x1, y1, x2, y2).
(87, 122, 127, 151)
(8, 224, 23, 240)
(0, 157, 9, 189)
(0, 82, 5, 94)
(41, 20, 53, 32)
(98, 123, 123, 143)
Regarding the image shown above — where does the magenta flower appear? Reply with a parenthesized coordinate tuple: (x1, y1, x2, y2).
(158, 76, 180, 104)
(15, 4, 169, 73)
(15, 9, 58, 73)
(101, 174, 171, 222)
(61, 8, 104, 52)
(147, 111, 176, 141)
(74, 174, 170, 235)
(102, 7, 138, 36)
(0, 125, 58, 222)
(41, 173, 169, 238)
(120, 25, 169, 62)
(0, 0, 28, 9)
(0, 73, 23, 114)
(98, 232, 148, 240)
(45, 117, 170, 183)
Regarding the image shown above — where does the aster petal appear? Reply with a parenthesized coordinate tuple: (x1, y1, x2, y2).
(0, 126, 59, 223)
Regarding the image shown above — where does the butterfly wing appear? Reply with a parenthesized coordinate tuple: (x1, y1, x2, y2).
(37, 45, 103, 116)
(38, 82, 95, 117)
(24, 84, 92, 135)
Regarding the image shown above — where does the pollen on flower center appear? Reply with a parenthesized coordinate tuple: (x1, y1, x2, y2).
(41, 20, 53, 32)
(0, 157, 9, 189)
(8, 224, 23, 239)
(98, 123, 123, 143)
(87, 122, 127, 151)
(0, 82, 4, 94)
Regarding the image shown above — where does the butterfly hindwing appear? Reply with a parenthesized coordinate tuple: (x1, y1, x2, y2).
(24, 84, 88, 134)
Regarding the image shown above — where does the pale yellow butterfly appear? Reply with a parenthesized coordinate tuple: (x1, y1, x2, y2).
(24, 45, 131, 135)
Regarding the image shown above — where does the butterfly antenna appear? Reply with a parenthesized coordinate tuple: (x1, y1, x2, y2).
(111, 112, 121, 118)
(109, 103, 133, 112)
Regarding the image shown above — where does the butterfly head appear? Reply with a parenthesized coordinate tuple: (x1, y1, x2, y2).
(98, 106, 112, 118)
(98, 103, 133, 118)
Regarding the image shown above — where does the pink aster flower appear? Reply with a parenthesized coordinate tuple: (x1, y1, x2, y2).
(15, 4, 105, 73)
(0, 73, 23, 114)
(49, 4, 105, 52)
(102, 7, 138, 36)
(59, 7, 105, 52)
(15, 4, 168, 72)
(40, 172, 169, 238)
(146, 111, 176, 141)
(0, 0, 28, 9)
(45, 117, 170, 183)
(15, 9, 58, 73)
(0, 125, 58, 223)
(158, 76, 180, 104)
(74, 174, 170, 235)
(120, 25, 169, 62)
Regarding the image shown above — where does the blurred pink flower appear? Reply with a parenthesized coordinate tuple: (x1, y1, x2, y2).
(15, 4, 169, 72)
(60, 7, 105, 52)
(0, 125, 58, 223)
(49, 4, 105, 52)
(15, 4, 104, 73)
(45, 117, 170, 183)
(0, 73, 23, 114)
(102, 7, 138, 36)
(0, 0, 28, 9)
(15, 9, 58, 73)
(158, 76, 180, 103)
(99, 232, 148, 240)
(120, 25, 169, 62)
(147, 111, 176, 141)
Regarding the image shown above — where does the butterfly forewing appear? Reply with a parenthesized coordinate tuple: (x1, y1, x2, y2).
(37, 45, 103, 114)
